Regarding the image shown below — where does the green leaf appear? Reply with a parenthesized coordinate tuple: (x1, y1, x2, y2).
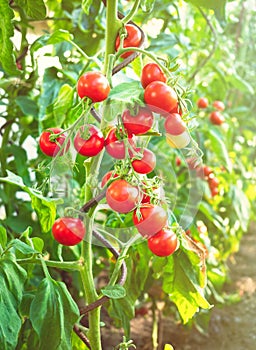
(0, 225, 7, 249)
(0, 0, 20, 76)
(162, 238, 211, 323)
(101, 285, 126, 299)
(15, 96, 39, 117)
(109, 297, 135, 338)
(15, 0, 46, 19)
(227, 72, 254, 95)
(30, 278, 80, 350)
(20, 293, 35, 317)
(0, 257, 27, 349)
(9, 239, 39, 255)
(229, 185, 250, 232)
(47, 29, 74, 44)
(131, 56, 143, 78)
(82, 0, 93, 14)
(0, 170, 26, 188)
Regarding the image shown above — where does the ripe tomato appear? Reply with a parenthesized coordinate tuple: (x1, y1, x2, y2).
(197, 97, 208, 109)
(52, 217, 86, 246)
(39, 127, 70, 157)
(176, 157, 181, 166)
(141, 63, 167, 89)
(209, 111, 224, 125)
(144, 81, 178, 115)
(131, 148, 156, 174)
(133, 204, 167, 237)
(213, 100, 225, 111)
(77, 71, 110, 103)
(105, 127, 134, 159)
(106, 179, 139, 213)
(74, 124, 104, 157)
(122, 107, 154, 135)
(208, 175, 219, 190)
(211, 187, 219, 197)
(115, 24, 142, 58)
(148, 227, 178, 257)
(101, 171, 118, 188)
(203, 165, 213, 177)
(169, 104, 182, 116)
(164, 113, 186, 135)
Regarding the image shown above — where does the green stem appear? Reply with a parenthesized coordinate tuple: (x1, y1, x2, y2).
(17, 257, 82, 270)
(103, 0, 122, 75)
(121, 0, 141, 24)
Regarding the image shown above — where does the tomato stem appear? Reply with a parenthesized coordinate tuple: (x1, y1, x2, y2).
(121, 0, 141, 24)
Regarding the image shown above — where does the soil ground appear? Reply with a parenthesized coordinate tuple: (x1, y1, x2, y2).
(102, 223, 256, 350)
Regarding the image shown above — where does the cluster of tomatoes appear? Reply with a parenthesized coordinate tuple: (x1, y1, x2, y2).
(197, 165, 219, 197)
(197, 97, 225, 126)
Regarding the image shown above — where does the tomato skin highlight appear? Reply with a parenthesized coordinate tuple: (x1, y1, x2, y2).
(39, 127, 70, 157)
(144, 81, 178, 115)
(141, 63, 167, 89)
(122, 107, 154, 135)
(105, 127, 133, 159)
(52, 217, 86, 246)
(131, 148, 156, 174)
(213, 100, 225, 111)
(74, 125, 104, 157)
(148, 228, 178, 257)
(209, 111, 225, 125)
(164, 113, 186, 136)
(133, 204, 167, 237)
(115, 24, 142, 58)
(197, 97, 208, 109)
(106, 179, 139, 213)
(77, 71, 110, 102)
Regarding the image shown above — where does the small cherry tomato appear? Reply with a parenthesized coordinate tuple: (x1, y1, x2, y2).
(164, 113, 186, 135)
(115, 24, 142, 58)
(203, 165, 213, 177)
(52, 217, 86, 246)
(101, 171, 118, 188)
(105, 127, 134, 159)
(208, 174, 219, 190)
(148, 227, 178, 257)
(141, 63, 167, 89)
(213, 100, 225, 111)
(211, 187, 219, 197)
(176, 157, 181, 166)
(106, 179, 139, 213)
(144, 81, 178, 115)
(131, 148, 156, 174)
(74, 124, 104, 157)
(209, 111, 225, 125)
(77, 71, 110, 102)
(133, 204, 167, 238)
(39, 127, 70, 157)
(197, 97, 208, 109)
(122, 107, 154, 135)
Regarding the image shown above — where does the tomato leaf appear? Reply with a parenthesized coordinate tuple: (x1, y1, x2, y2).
(0, 225, 7, 249)
(227, 72, 254, 95)
(8, 239, 39, 255)
(0, 0, 20, 76)
(108, 297, 135, 338)
(15, 96, 39, 117)
(0, 257, 27, 349)
(15, 0, 46, 20)
(101, 285, 126, 299)
(229, 185, 250, 232)
(30, 278, 79, 350)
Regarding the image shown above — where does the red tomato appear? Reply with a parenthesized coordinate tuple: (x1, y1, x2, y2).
(74, 124, 104, 157)
(208, 174, 219, 190)
(39, 127, 70, 157)
(164, 113, 186, 135)
(203, 165, 213, 177)
(101, 171, 118, 188)
(133, 204, 167, 237)
(209, 111, 224, 125)
(105, 127, 134, 159)
(148, 227, 178, 257)
(106, 179, 139, 213)
(52, 217, 86, 246)
(122, 107, 154, 135)
(169, 104, 182, 116)
(211, 187, 219, 197)
(197, 97, 208, 109)
(77, 71, 110, 102)
(115, 24, 142, 58)
(176, 157, 181, 166)
(213, 100, 225, 111)
(141, 63, 167, 89)
(131, 148, 156, 174)
(144, 81, 178, 115)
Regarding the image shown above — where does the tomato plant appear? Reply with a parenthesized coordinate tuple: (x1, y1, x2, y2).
(115, 24, 142, 58)
(131, 148, 156, 174)
(164, 113, 187, 135)
(74, 124, 104, 157)
(52, 217, 86, 246)
(105, 127, 134, 159)
(209, 111, 225, 125)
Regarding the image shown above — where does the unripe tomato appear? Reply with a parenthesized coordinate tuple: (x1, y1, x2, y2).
(164, 113, 186, 135)
(105, 127, 134, 159)
(133, 204, 167, 238)
(52, 217, 86, 246)
(209, 111, 225, 125)
(141, 63, 167, 89)
(122, 107, 154, 135)
(39, 127, 70, 157)
(115, 24, 142, 58)
(166, 131, 191, 149)
(213, 100, 225, 111)
(74, 125, 104, 157)
(144, 81, 178, 115)
(197, 97, 208, 109)
(77, 71, 110, 102)
(131, 148, 156, 174)
(148, 227, 178, 257)
(106, 179, 139, 213)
